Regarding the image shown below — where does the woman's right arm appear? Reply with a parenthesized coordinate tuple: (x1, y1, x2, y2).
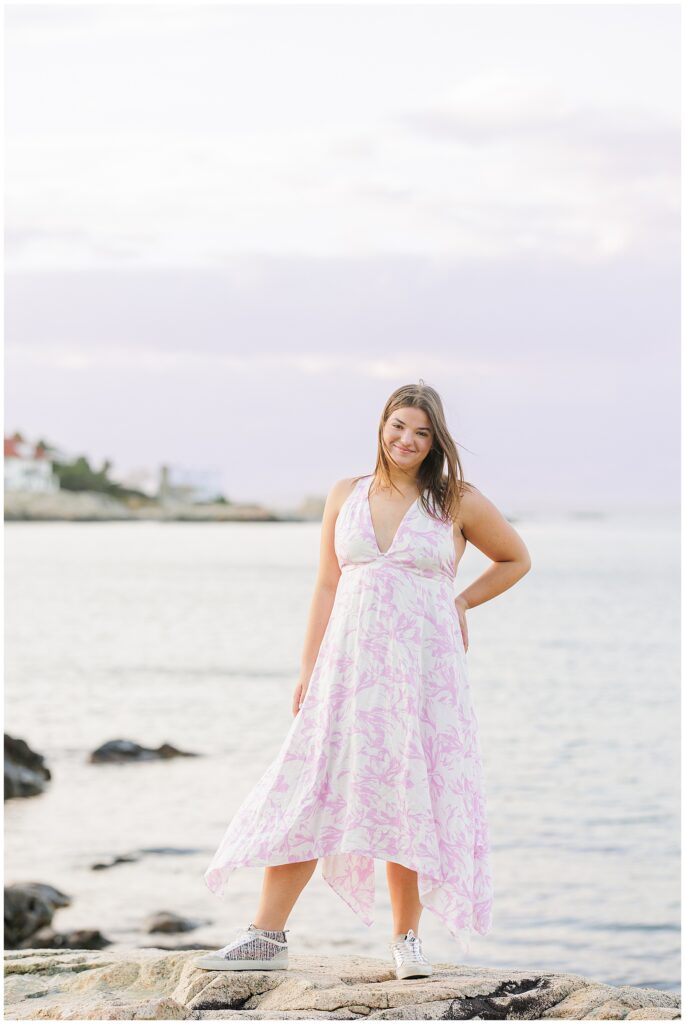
(292, 477, 355, 716)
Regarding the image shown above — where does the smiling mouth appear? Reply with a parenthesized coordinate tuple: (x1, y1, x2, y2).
(395, 446, 413, 454)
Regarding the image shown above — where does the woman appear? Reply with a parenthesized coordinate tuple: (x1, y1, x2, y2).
(196, 380, 531, 979)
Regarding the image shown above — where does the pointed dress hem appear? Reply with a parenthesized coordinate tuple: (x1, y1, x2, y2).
(204, 843, 491, 953)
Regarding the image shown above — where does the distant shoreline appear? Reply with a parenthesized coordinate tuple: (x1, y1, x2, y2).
(4, 489, 317, 523)
(4, 490, 678, 525)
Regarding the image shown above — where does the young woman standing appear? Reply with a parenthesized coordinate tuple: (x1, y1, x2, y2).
(197, 380, 531, 979)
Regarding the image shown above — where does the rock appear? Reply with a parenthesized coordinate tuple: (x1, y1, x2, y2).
(140, 943, 213, 952)
(625, 1011, 680, 1020)
(549, 983, 682, 1019)
(89, 740, 198, 763)
(155, 501, 277, 522)
(5, 884, 111, 952)
(136, 847, 203, 857)
(91, 854, 140, 871)
(143, 912, 208, 935)
(27, 928, 111, 951)
(4, 489, 135, 521)
(4, 884, 71, 948)
(3, 949, 680, 1021)
(4, 734, 51, 799)
(91, 847, 202, 870)
(4, 489, 281, 523)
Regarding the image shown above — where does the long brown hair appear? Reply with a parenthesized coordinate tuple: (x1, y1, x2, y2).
(353, 381, 469, 524)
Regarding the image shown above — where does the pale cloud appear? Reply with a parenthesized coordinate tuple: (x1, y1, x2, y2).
(394, 81, 679, 178)
(5, 6, 679, 270)
(6, 343, 508, 382)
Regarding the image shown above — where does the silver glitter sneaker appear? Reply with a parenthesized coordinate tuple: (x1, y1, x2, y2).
(194, 922, 289, 971)
(390, 928, 433, 979)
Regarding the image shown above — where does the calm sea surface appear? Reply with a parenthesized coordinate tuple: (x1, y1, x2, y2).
(4, 513, 680, 992)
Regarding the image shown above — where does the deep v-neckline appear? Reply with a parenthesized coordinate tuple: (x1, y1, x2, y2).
(365, 477, 421, 556)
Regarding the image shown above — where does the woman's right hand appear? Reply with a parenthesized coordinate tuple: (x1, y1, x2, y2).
(292, 678, 309, 717)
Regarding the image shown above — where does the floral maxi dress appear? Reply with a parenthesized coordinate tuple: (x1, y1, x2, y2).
(203, 474, 494, 953)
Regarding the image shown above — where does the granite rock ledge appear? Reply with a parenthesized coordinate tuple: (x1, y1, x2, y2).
(3, 949, 681, 1021)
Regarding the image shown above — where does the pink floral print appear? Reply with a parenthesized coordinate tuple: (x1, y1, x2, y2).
(204, 474, 494, 953)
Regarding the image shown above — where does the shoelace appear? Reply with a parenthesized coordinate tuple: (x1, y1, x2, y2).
(391, 928, 429, 964)
(217, 925, 288, 957)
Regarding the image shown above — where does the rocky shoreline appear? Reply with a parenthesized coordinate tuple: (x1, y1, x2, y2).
(4, 744, 681, 1019)
(4, 489, 306, 522)
(4, 948, 681, 1020)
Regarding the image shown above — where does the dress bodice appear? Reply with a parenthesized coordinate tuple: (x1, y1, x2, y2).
(334, 474, 457, 582)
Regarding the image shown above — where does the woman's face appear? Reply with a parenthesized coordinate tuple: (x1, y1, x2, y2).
(382, 406, 434, 471)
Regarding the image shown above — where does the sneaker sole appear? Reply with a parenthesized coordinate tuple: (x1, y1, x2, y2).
(395, 963, 433, 980)
(193, 954, 289, 971)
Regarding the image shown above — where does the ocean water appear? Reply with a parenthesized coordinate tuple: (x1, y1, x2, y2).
(4, 512, 680, 992)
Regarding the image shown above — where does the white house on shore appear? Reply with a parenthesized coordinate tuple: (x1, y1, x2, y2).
(4, 434, 60, 493)
(158, 464, 224, 504)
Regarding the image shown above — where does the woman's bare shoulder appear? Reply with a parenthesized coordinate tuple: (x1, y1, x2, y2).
(458, 480, 481, 501)
(452, 481, 482, 531)
(325, 475, 368, 515)
(457, 481, 496, 518)
(455, 483, 531, 563)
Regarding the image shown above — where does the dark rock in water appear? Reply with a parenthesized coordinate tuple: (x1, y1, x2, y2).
(4, 734, 52, 800)
(90, 854, 140, 871)
(137, 847, 203, 857)
(90, 847, 202, 871)
(24, 927, 111, 950)
(89, 739, 198, 763)
(5, 883, 111, 952)
(143, 911, 209, 934)
(14, 883, 71, 911)
(155, 742, 197, 759)
(139, 941, 213, 951)
(4, 883, 71, 948)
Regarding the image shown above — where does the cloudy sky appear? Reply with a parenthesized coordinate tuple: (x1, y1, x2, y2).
(5, 3, 680, 513)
